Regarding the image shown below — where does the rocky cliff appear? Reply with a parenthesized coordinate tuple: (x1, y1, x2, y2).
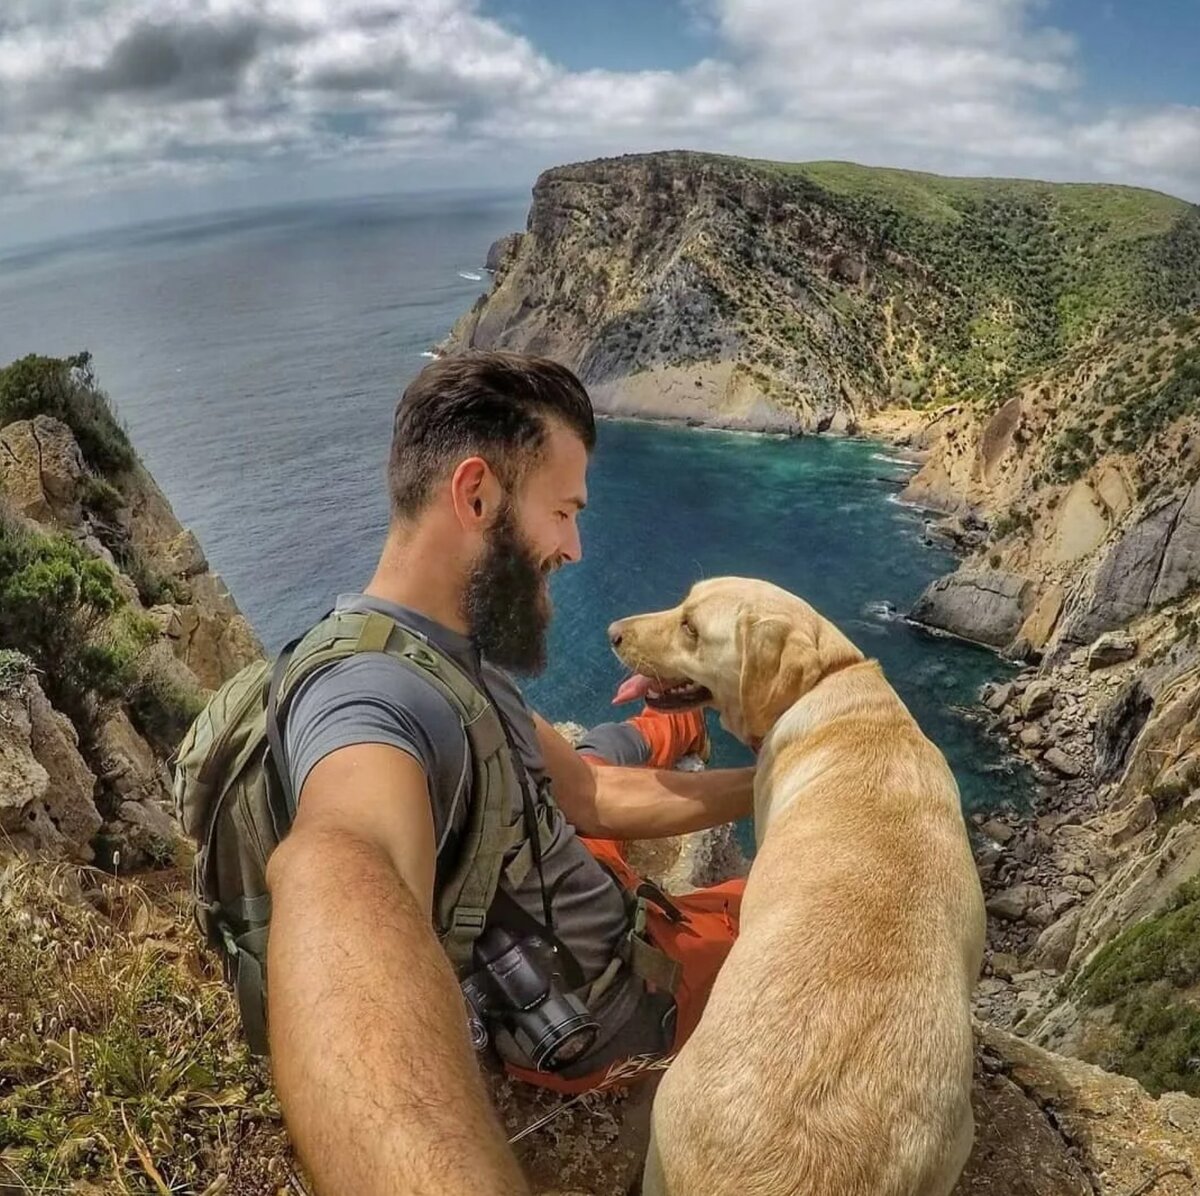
(891, 303, 1200, 1098)
(0, 352, 261, 869)
(448, 151, 1198, 433)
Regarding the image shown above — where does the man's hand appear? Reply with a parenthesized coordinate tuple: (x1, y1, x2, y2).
(533, 714, 755, 840)
(266, 743, 529, 1196)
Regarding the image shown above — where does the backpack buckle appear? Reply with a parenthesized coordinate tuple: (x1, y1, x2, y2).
(449, 906, 487, 935)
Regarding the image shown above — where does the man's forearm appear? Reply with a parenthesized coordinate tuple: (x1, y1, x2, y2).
(266, 827, 528, 1196)
(582, 765, 755, 840)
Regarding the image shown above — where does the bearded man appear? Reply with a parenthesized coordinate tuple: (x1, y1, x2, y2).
(265, 352, 753, 1194)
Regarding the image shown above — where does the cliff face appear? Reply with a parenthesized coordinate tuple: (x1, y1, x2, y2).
(0, 354, 261, 867)
(449, 151, 1198, 432)
(893, 308, 1200, 1096)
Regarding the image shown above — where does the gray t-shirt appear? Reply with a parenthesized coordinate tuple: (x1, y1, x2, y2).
(282, 593, 630, 984)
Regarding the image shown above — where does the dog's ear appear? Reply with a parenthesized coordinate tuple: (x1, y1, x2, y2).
(735, 611, 862, 742)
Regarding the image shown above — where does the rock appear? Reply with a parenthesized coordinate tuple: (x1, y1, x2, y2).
(158, 529, 208, 578)
(1093, 677, 1154, 784)
(1043, 748, 1083, 778)
(990, 952, 1021, 980)
(1009, 585, 1065, 658)
(1050, 891, 1080, 916)
(1087, 631, 1137, 670)
(910, 569, 1035, 648)
(1019, 725, 1044, 748)
(986, 884, 1045, 922)
(95, 710, 166, 800)
(1109, 793, 1156, 847)
(1028, 903, 1056, 928)
(1021, 680, 1055, 719)
(0, 415, 86, 523)
(160, 602, 263, 690)
(1050, 480, 1110, 564)
(980, 819, 1016, 845)
(1058, 483, 1200, 649)
(1031, 909, 1083, 970)
(116, 798, 181, 864)
(982, 682, 1012, 712)
(955, 1023, 1200, 1196)
(0, 674, 100, 859)
(484, 231, 524, 275)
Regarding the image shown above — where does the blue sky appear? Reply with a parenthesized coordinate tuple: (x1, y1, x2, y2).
(1, 0, 1197, 247)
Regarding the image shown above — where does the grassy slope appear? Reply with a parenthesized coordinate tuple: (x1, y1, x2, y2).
(0, 855, 291, 1194)
(571, 151, 1199, 416)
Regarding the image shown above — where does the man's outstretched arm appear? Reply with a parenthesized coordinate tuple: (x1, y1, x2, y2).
(266, 743, 528, 1196)
(533, 714, 755, 840)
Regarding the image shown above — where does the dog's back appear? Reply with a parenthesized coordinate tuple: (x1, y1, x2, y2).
(645, 662, 984, 1196)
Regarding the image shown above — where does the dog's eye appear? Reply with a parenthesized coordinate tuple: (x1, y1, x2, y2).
(681, 616, 699, 641)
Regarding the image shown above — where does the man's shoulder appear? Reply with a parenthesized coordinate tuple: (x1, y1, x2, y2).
(283, 650, 471, 813)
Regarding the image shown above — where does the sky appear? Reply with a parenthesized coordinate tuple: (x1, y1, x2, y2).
(0, 0, 1198, 248)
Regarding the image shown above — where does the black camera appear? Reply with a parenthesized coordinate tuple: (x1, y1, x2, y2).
(461, 925, 599, 1072)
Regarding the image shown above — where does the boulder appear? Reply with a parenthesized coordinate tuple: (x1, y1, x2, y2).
(0, 415, 86, 524)
(1020, 680, 1055, 719)
(95, 709, 166, 800)
(955, 1023, 1200, 1196)
(982, 682, 1013, 712)
(0, 674, 100, 859)
(911, 569, 1035, 648)
(979, 819, 1016, 845)
(1019, 725, 1044, 748)
(986, 884, 1045, 922)
(1043, 748, 1083, 778)
(1087, 631, 1137, 670)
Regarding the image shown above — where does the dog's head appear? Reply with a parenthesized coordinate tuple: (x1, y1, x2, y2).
(608, 577, 864, 746)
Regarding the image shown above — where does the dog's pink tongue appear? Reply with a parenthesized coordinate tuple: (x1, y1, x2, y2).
(613, 674, 653, 705)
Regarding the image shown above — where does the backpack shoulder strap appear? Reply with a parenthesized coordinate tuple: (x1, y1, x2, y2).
(268, 608, 527, 970)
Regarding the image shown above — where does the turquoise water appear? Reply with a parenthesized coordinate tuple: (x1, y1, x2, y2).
(528, 419, 1024, 811)
(0, 196, 1026, 813)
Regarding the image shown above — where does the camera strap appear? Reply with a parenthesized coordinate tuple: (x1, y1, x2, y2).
(489, 885, 586, 990)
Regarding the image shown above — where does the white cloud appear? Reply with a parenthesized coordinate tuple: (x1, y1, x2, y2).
(0, 0, 1196, 234)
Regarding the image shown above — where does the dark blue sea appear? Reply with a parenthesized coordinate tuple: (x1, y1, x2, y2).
(0, 191, 1026, 812)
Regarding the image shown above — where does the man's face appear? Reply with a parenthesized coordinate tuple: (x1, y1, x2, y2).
(463, 422, 588, 673)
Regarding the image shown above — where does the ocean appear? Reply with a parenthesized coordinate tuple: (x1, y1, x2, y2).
(0, 191, 1026, 812)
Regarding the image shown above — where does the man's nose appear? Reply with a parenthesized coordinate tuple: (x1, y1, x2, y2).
(559, 522, 582, 565)
(608, 622, 624, 648)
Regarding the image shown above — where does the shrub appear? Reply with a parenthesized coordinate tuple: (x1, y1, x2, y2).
(0, 352, 135, 478)
(1075, 877, 1200, 1095)
(0, 516, 154, 739)
(80, 475, 124, 521)
(128, 663, 205, 753)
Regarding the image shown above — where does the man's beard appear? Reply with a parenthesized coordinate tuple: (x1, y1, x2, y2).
(463, 500, 554, 675)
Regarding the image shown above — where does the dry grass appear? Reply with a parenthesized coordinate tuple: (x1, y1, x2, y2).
(0, 853, 293, 1195)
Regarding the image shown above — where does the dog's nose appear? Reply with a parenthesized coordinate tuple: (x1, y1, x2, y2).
(608, 623, 623, 648)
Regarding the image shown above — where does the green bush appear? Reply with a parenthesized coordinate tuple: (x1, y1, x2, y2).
(0, 352, 135, 477)
(127, 664, 205, 752)
(0, 516, 153, 738)
(80, 475, 124, 521)
(111, 539, 189, 607)
(1075, 877, 1200, 1095)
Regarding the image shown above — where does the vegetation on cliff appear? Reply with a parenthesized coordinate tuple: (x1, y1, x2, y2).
(1075, 876, 1200, 1097)
(452, 151, 1200, 427)
(0, 856, 288, 1193)
(0, 355, 203, 763)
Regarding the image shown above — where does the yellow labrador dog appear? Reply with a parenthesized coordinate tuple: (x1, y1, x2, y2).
(609, 578, 984, 1196)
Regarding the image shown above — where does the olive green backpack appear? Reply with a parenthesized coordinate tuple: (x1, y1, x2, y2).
(172, 607, 539, 1055)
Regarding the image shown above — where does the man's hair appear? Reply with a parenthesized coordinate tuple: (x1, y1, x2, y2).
(388, 351, 596, 520)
